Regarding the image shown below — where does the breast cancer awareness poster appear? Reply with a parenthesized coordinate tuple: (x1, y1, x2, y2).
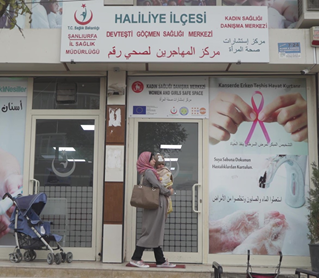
(208, 77, 309, 256)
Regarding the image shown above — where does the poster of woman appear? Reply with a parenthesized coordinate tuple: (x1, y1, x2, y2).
(0, 78, 27, 245)
(31, 0, 63, 29)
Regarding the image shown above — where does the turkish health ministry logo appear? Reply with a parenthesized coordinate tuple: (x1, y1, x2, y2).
(51, 152, 76, 178)
(74, 4, 93, 25)
(170, 107, 178, 115)
(132, 81, 144, 93)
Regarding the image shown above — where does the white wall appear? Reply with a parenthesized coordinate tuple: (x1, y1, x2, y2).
(0, 29, 317, 73)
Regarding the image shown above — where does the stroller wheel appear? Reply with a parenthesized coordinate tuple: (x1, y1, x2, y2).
(9, 254, 15, 263)
(47, 253, 54, 265)
(24, 250, 32, 262)
(9, 252, 22, 263)
(61, 252, 66, 263)
(30, 250, 37, 261)
(66, 252, 73, 263)
(55, 253, 62, 265)
(16, 251, 22, 263)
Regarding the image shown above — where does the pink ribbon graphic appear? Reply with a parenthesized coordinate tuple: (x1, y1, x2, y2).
(245, 91, 270, 146)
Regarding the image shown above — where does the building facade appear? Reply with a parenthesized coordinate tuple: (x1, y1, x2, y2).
(0, 0, 318, 268)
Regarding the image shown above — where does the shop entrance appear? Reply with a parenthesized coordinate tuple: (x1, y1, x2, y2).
(128, 118, 203, 263)
(27, 116, 101, 260)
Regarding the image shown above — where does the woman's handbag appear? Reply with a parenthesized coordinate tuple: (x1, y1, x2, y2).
(130, 175, 160, 210)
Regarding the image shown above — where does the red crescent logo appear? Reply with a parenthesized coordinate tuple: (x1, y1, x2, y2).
(74, 11, 93, 25)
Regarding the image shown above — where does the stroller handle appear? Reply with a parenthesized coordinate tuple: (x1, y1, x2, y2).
(0, 188, 23, 215)
(2, 193, 13, 200)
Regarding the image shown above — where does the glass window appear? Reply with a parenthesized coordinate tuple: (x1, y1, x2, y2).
(35, 119, 95, 247)
(136, 122, 199, 252)
(33, 77, 100, 109)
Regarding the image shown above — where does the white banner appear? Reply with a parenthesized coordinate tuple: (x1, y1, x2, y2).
(61, 4, 269, 63)
(128, 76, 209, 118)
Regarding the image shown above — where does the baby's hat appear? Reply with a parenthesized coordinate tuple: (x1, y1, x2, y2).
(155, 153, 165, 168)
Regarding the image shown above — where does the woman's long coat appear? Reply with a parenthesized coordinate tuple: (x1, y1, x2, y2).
(136, 169, 171, 248)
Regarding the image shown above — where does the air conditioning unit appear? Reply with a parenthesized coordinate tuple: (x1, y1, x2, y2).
(107, 69, 126, 95)
(296, 0, 319, 28)
(56, 82, 77, 104)
(308, 0, 319, 10)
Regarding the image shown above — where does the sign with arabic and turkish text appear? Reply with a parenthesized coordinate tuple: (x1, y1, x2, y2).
(61, 3, 269, 63)
(127, 76, 208, 118)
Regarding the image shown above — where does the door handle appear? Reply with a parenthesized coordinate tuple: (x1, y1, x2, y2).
(192, 183, 201, 213)
(30, 179, 40, 194)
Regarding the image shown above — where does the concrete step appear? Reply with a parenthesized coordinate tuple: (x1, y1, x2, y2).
(0, 260, 304, 278)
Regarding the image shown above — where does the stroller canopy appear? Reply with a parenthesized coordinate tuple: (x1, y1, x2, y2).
(15, 193, 47, 217)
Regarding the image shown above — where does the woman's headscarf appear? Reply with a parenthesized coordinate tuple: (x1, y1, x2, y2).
(136, 151, 160, 180)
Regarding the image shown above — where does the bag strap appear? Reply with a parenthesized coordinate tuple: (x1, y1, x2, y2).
(140, 173, 158, 190)
(140, 174, 144, 185)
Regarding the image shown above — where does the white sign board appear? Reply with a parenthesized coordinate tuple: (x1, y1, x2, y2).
(61, 4, 269, 63)
(128, 76, 209, 118)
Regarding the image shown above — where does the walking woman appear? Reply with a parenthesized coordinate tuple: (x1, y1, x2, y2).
(130, 151, 175, 268)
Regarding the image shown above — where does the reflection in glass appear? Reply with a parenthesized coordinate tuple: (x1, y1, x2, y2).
(308, 0, 319, 9)
(33, 77, 100, 109)
(34, 119, 94, 247)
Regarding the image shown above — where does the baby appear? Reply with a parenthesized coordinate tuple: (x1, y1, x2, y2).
(155, 153, 173, 215)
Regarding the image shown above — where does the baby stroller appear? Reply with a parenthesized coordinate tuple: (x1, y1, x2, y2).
(246, 250, 283, 278)
(212, 250, 283, 278)
(2, 191, 73, 265)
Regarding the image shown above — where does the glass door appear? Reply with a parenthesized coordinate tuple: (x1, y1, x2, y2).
(129, 118, 203, 263)
(28, 116, 99, 260)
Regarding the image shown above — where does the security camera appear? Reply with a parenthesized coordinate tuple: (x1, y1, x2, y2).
(107, 83, 125, 95)
(300, 69, 309, 75)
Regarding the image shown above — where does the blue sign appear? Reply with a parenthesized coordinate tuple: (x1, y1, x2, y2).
(278, 42, 301, 58)
(133, 106, 146, 114)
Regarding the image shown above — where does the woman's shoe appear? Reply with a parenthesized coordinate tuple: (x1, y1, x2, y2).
(156, 260, 176, 268)
(130, 260, 150, 268)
